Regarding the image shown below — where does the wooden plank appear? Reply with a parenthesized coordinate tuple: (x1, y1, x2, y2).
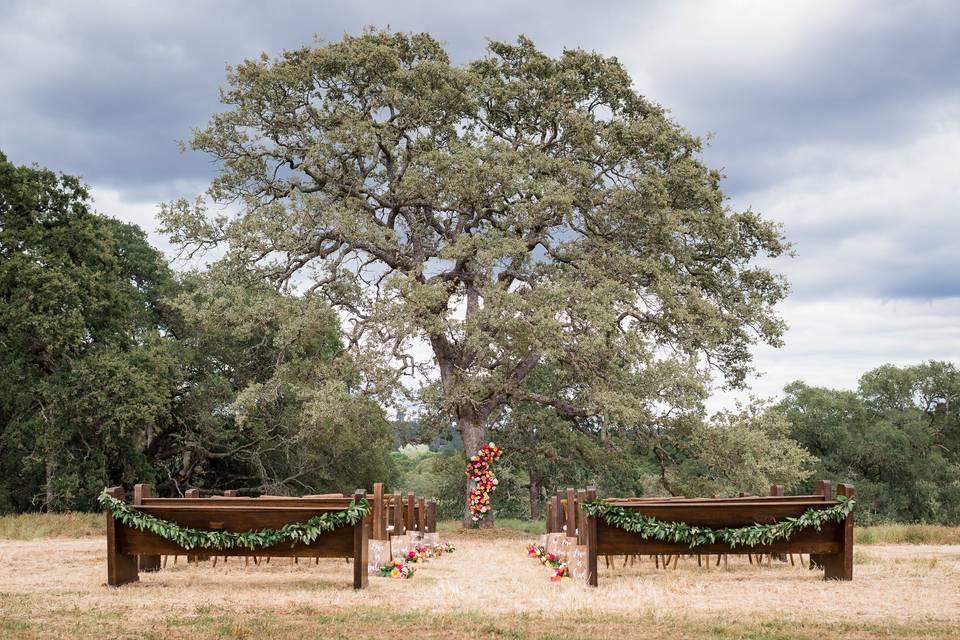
(137, 503, 358, 515)
(406, 492, 416, 531)
(824, 483, 855, 581)
(426, 500, 437, 533)
(810, 480, 833, 569)
(592, 502, 837, 528)
(565, 488, 576, 535)
(576, 489, 587, 544)
(105, 487, 139, 587)
(140, 498, 355, 509)
(372, 483, 384, 541)
(585, 487, 598, 587)
(134, 506, 364, 532)
(392, 491, 404, 535)
(417, 497, 426, 532)
(353, 489, 369, 589)
(133, 484, 161, 572)
(605, 494, 823, 505)
(120, 525, 356, 556)
(770, 484, 786, 562)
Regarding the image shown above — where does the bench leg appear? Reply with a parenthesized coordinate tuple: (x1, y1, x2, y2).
(105, 487, 139, 587)
(824, 483, 855, 580)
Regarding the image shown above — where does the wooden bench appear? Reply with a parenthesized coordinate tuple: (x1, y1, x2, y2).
(549, 481, 855, 586)
(104, 485, 370, 589)
(367, 483, 438, 541)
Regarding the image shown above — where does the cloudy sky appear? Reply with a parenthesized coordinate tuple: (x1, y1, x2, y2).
(2, 0, 958, 408)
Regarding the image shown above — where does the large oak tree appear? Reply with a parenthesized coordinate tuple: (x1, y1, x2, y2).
(162, 31, 789, 524)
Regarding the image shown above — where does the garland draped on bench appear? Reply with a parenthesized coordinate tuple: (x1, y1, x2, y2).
(581, 495, 854, 549)
(98, 491, 369, 551)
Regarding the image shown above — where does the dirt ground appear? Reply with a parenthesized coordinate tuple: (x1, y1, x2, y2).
(1, 529, 958, 639)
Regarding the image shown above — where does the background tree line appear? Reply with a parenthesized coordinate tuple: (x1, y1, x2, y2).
(0, 151, 396, 512)
(2, 147, 958, 523)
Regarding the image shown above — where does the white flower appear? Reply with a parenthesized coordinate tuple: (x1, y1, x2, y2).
(489, 442, 495, 447)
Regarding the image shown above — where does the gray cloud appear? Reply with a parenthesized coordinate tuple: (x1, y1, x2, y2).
(1, 0, 958, 401)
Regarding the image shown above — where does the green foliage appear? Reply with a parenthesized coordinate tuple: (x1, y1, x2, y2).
(98, 491, 367, 550)
(163, 273, 398, 495)
(0, 152, 396, 512)
(663, 402, 817, 497)
(0, 150, 176, 512)
(778, 361, 960, 524)
(584, 495, 854, 549)
(0, 511, 104, 539)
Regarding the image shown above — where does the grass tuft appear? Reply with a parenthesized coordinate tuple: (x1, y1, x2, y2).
(0, 511, 103, 539)
(855, 524, 960, 545)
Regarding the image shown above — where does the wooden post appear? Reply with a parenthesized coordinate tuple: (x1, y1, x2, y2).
(585, 487, 598, 587)
(770, 484, 786, 562)
(555, 490, 565, 531)
(104, 486, 139, 587)
(372, 482, 384, 541)
(810, 480, 833, 570)
(133, 484, 161, 572)
(576, 489, 587, 544)
(565, 488, 576, 536)
(353, 489, 369, 589)
(417, 497, 426, 533)
(545, 499, 554, 533)
(406, 492, 416, 531)
(392, 491, 404, 535)
(824, 484, 855, 581)
(426, 500, 437, 533)
(223, 490, 238, 497)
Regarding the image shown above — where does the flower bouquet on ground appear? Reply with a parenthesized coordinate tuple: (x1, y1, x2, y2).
(540, 551, 563, 569)
(406, 546, 430, 563)
(429, 542, 455, 557)
(549, 563, 571, 582)
(527, 543, 545, 560)
(379, 559, 415, 579)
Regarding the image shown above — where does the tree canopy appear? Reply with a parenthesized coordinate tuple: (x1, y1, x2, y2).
(161, 31, 789, 523)
(779, 361, 960, 524)
(0, 150, 175, 510)
(0, 151, 396, 511)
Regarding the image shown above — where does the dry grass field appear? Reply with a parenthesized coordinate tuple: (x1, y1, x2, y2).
(2, 522, 960, 639)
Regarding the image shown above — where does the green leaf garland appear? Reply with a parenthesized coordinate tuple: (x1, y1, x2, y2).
(581, 495, 854, 549)
(98, 491, 369, 551)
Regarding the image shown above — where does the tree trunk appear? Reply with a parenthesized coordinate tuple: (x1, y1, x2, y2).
(458, 411, 494, 528)
(528, 468, 543, 520)
(45, 455, 55, 512)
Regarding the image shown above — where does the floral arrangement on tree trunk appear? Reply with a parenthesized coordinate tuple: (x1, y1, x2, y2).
(467, 442, 502, 522)
(379, 559, 415, 579)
